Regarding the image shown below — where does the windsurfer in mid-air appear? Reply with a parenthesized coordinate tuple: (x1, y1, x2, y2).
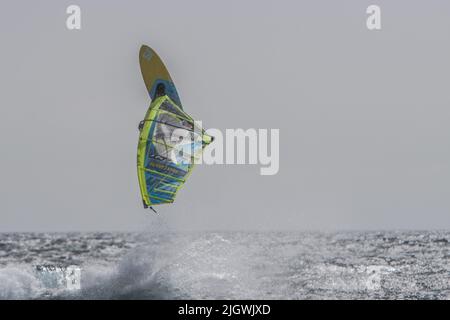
(136, 45, 213, 212)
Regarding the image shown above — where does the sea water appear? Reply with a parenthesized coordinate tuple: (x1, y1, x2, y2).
(0, 231, 448, 299)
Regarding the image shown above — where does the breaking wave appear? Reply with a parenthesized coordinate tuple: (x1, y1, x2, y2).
(0, 229, 449, 299)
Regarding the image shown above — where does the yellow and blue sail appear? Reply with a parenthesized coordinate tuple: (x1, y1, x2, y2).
(137, 95, 212, 208)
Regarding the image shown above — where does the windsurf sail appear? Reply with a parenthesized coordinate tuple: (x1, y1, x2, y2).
(137, 45, 213, 209)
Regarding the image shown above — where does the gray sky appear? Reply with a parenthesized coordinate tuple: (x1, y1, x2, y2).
(1, 0, 450, 232)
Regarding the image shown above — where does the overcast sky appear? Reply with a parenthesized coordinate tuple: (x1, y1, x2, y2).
(1, 0, 449, 231)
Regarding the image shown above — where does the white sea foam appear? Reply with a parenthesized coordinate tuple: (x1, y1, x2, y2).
(0, 231, 449, 299)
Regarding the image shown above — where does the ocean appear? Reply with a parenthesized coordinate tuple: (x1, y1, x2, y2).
(0, 231, 448, 299)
